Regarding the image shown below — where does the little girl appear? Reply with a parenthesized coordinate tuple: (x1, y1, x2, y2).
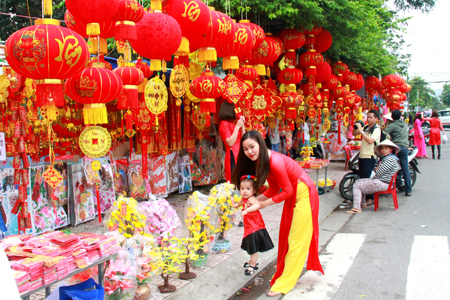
(233, 175, 274, 276)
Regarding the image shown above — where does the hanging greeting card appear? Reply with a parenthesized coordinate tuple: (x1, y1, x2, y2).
(79, 126, 112, 158)
(170, 64, 189, 106)
(149, 155, 168, 198)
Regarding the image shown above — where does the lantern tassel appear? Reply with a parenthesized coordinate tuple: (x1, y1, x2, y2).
(87, 23, 101, 36)
(96, 185, 102, 223)
(115, 22, 137, 41)
(200, 99, 216, 114)
(83, 104, 108, 125)
(43, 105, 58, 122)
(44, 0, 52, 16)
(142, 136, 148, 180)
(124, 88, 139, 110)
(36, 82, 64, 107)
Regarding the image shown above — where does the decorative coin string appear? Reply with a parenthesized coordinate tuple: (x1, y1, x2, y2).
(43, 125, 63, 218)
(78, 125, 112, 222)
(144, 71, 168, 180)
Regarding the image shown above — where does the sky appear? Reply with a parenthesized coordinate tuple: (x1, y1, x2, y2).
(399, 0, 450, 93)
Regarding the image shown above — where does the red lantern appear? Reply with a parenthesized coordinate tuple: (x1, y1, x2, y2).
(304, 25, 322, 36)
(130, 11, 182, 71)
(277, 67, 303, 85)
(382, 74, 405, 88)
(315, 61, 331, 84)
(241, 21, 265, 49)
(323, 74, 338, 90)
(65, 0, 120, 36)
(353, 73, 365, 91)
(65, 65, 123, 124)
(136, 58, 153, 93)
(332, 61, 349, 81)
(5, 19, 89, 119)
(365, 76, 382, 90)
(113, 0, 145, 41)
(236, 66, 258, 82)
(163, 0, 211, 56)
(250, 35, 281, 75)
(314, 29, 332, 53)
(343, 71, 358, 88)
(300, 50, 324, 76)
(217, 21, 256, 70)
(190, 8, 235, 63)
(90, 55, 113, 70)
(277, 29, 305, 62)
(189, 70, 227, 113)
(65, 10, 116, 55)
(114, 65, 144, 110)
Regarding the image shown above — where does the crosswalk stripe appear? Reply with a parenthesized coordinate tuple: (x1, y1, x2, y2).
(406, 236, 450, 300)
(284, 233, 366, 300)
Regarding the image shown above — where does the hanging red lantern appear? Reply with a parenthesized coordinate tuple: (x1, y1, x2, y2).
(163, 0, 211, 56)
(136, 58, 153, 93)
(65, 0, 120, 36)
(65, 65, 123, 124)
(365, 76, 382, 90)
(114, 65, 144, 110)
(241, 20, 265, 48)
(65, 10, 116, 55)
(250, 35, 281, 76)
(277, 28, 305, 62)
(332, 61, 349, 81)
(217, 21, 256, 70)
(130, 10, 182, 71)
(343, 71, 358, 88)
(189, 69, 227, 113)
(113, 0, 145, 42)
(323, 74, 339, 90)
(353, 73, 365, 91)
(314, 29, 332, 53)
(304, 25, 322, 47)
(382, 74, 405, 88)
(236, 66, 258, 82)
(190, 7, 235, 63)
(315, 61, 331, 84)
(277, 66, 303, 86)
(5, 19, 89, 120)
(300, 49, 324, 76)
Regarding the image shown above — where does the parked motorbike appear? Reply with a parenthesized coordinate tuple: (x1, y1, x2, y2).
(339, 147, 420, 200)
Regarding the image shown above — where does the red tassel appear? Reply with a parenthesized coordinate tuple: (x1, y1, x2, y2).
(338, 121, 341, 144)
(36, 83, 64, 107)
(180, 56, 190, 68)
(285, 50, 296, 61)
(290, 121, 295, 131)
(302, 131, 305, 144)
(121, 111, 124, 135)
(125, 112, 133, 131)
(96, 185, 102, 223)
(115, 23, 137, 41)
(124, 88, 139, 109)
(117, 92, 128, 110)
(174, 56, 180, 67)
(200, 100, 216, 114)
(129, 136, 133, 159)
(306, 67, 317, 77)
(199, 143, 202, 165)
(142, 135, 148, 180)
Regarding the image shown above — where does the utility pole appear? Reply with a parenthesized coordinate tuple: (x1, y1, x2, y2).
(417, 88, 419, 112)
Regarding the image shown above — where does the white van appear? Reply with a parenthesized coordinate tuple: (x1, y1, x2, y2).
(438, 108, 450, 128)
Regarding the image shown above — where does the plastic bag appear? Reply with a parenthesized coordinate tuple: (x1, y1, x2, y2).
(442, 132, 448, 144)
(59, 278, 104, 300)
(133, 284, 163, 300)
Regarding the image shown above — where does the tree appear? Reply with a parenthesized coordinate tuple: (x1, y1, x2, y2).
(440, 83, 450, 107)
(407, 76, 446, 110)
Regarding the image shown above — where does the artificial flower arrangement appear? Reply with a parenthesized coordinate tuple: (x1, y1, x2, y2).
(105, 195, 148, 238)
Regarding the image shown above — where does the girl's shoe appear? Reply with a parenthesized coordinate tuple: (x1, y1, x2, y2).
(432, 154, 435, 159)
(438, 154, 441, 159)
(244, 265, 258, 276)
(243, 262, 259, 268)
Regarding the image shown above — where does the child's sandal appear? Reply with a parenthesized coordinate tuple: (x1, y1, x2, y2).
(244, 265, 258, 276)
(243, 262, 259, 268)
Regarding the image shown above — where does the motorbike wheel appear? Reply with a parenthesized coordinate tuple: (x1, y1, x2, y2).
(339, 174, 359, 200)
(396, 167, 417, 191)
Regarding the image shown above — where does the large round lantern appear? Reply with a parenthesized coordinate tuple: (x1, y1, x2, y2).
(277, 67, 303, 92)
(382, 74, 405, 88)
(315, 61, 331, 84)
(5, 19, 89, 119)
(189, 70, 227, 113)
(332, 61, 349, 81)
(343, 71, 358, 88)
(353, 73, 365, 91)
(236, 66, 258, 81)
(190, 7, 235, 63)
(65, 65, 123, 124)
(314, 29, 332, 53)
(113, 0, 145, 41)
(241, 21, 265, 48)
(65, 10, 116, 55)
(217, 21, 256, 70)
(65, 0, 120, 36)
(300, 49, 324, 76)
(250, 35, 280, 76)
(163, 0, 211, 55)
(114, 65, 144, 110)
(277, 29, 305, 62)
(131, 10, 182, 71)
(365, 76, 382, 90)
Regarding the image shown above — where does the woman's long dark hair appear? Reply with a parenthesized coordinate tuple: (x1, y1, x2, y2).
(232, 131, 271, 190)
(414, 113, 422, 122)
(432, 110, 439, 118)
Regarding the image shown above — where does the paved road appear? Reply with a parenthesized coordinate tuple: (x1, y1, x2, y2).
(231, 137, 450, 300)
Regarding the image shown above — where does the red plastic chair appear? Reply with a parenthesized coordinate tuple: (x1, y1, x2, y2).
(374, 174, 398, 211)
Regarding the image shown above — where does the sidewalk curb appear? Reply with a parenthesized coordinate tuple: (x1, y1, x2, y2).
(166, 190, 343, 300)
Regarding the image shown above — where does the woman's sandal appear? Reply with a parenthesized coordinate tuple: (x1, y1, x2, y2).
(244, 265, 258, 276)
(346, 208, 362, 214)
(266, 291, 282, 297)
(243, 262, 259, 268)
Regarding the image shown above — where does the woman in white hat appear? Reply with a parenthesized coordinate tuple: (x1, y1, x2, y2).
(347, 140, 401, 214)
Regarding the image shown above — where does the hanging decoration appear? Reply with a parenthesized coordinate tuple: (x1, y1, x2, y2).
(113, 0, 145, 42)
(169, 64, 190, 106)
(79, 126, 113, 158)
(189, 68, 227, 113)
(145, 76, 169, 128)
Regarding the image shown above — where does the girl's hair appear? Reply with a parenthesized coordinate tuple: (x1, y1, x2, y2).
(432, 110, 439, 118)
(414, 113, 422, 122)
(218, 102, 236, 121)
(240, 178, 257, 195)
(232, 131, 270, 190)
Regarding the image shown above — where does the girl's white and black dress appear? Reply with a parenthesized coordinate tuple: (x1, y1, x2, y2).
(241, 198, 274, 255)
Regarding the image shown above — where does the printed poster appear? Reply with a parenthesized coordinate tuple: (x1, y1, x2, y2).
(178, 155, 192, 194)
(70, 163, 96, 226)
(149, 155, 168, 198)
(165, 152, 179, 193)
